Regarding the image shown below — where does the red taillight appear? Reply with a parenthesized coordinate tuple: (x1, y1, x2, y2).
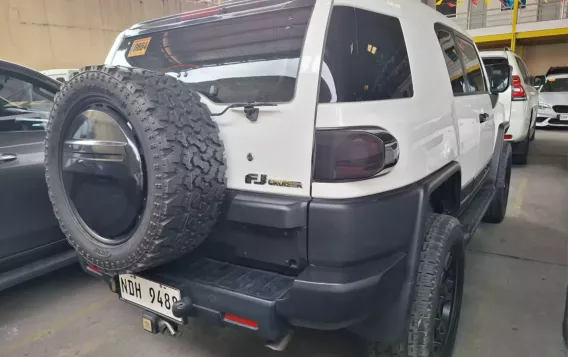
(179, 7, 220, 21)
(511, 75, 526, 100)
(86, 265, 102, 276)
(224, 314, 259, 329)
(314, 129, 398, 181)
(504, 134, 513, 140)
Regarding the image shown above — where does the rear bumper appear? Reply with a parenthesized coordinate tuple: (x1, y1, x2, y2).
(506, 101, 531, 142)
(114, 252, 406, 341)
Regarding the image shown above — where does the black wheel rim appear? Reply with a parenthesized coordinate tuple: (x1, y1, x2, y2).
(433, 247, 461, 356)
(60, 103, 147, 245)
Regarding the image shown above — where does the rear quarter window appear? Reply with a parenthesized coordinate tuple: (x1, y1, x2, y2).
(318, 6, 413, 103)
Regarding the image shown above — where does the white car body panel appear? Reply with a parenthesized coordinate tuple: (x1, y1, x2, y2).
(199, 0, 332, 197)
(480, 50, 538, 143)
(313, 0, 497, 198)
(108, 0, 502, 200)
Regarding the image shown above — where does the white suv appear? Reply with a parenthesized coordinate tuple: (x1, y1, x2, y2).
(480, 50, 539, 164)
(44, 1, 512, 356)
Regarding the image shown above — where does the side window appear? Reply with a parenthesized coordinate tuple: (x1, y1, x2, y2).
(319, 6, 413, 103)
(455, 36, 487, 93)
(436, 29, 467, 95)
(0, 72, 54, 132)
(515, 56, 530, 80)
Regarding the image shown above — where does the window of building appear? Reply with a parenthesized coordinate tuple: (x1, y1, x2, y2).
(318, 6, 413, 103)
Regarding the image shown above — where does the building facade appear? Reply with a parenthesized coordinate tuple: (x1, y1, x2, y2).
(439, 0, 568, 74)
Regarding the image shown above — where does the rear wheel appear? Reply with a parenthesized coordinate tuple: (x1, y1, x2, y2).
(368, 214, 465, 357)
(45, 66, 226, 275)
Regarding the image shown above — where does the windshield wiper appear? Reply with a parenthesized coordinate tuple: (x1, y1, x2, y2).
(210, 102, 277, 122)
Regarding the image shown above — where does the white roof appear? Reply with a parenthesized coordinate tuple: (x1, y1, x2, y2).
(479, 50, 507, 58)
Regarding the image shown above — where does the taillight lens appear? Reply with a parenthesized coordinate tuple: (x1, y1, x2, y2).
(511, 75, 526, 100)
(314, 128, 399, 181)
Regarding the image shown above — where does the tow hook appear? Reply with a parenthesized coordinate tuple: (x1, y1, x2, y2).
(265, 331, 294, 352)
(159, 319, 179, 337)
(142, 311, 180, 337)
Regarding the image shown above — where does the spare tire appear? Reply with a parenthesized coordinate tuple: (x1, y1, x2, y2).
(45, 66, 226, 274)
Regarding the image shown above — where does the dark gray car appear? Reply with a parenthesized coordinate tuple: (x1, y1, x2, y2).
(0, 60, 75, 291)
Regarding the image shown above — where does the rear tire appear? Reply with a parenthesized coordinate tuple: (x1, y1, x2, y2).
(483, 142, 512, 223)
(45, 66, 226, 275)
(367, 215, 465, 357)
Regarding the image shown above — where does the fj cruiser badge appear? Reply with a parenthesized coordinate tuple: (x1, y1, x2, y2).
(245, 174, 302, 189)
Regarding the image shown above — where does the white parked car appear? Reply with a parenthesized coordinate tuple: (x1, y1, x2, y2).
(40, 69, 79, 83)
(43, 1, 512, 356)
(480, 50, 539, 164)
(537, 67, 568, 128)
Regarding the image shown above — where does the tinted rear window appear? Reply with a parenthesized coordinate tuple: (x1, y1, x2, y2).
(111, 3, 315, 104)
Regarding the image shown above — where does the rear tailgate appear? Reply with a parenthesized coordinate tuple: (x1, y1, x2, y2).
(108, 0, 332, 198)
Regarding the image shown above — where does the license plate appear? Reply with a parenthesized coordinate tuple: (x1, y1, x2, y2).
(119, 274, 182, 322)
(560, 114, 568, 121)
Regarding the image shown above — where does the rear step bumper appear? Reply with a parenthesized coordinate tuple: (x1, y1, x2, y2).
(98, 253, 405, 341)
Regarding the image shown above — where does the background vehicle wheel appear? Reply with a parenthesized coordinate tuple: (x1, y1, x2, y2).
(483, 142, 512, 223)
(45, 66, 226, 275)
(368, 214, 465, 357)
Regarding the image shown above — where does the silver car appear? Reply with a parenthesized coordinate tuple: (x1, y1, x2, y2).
(537, 74, 568, 127)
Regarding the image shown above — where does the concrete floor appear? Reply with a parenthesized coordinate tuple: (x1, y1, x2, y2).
(1, 130, 567, 357)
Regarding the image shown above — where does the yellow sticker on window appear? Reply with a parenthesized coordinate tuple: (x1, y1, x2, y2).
(128, 37, 152, 57)
(549, 78, 556, 82)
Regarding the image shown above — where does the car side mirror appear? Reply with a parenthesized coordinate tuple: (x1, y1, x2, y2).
(485, 63, 512, 94)
(533, 75, 545, 88)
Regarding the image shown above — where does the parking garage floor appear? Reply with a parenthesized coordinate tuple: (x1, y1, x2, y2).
(1, 130, 567, 357)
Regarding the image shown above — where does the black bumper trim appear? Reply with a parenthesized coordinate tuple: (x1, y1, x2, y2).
(124, 252, 404, 341)
(226, 191, 309, 229)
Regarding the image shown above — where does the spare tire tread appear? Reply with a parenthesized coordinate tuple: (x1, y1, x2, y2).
(45, 65, 226, 274)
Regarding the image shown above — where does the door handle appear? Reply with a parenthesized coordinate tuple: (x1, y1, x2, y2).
(479, 113, 489, 123)
(0, 153, 17, 164)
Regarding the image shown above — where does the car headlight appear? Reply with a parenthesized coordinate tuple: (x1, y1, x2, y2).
(538, 102, 552, 110)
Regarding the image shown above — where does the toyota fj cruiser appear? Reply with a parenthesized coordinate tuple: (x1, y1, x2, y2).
(44, 1, 512, 356)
